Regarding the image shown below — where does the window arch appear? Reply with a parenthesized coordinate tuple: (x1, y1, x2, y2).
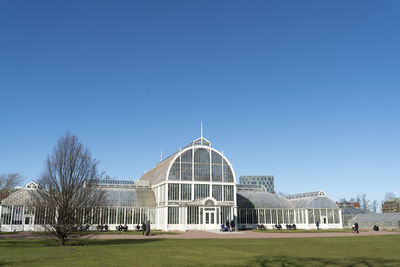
(194, 148, 210, 181)
(167, 148, 235, 183)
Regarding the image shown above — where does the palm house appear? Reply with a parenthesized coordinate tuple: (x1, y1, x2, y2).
(0, 136, 343, 232)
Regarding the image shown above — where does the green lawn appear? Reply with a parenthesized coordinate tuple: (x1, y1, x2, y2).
(31, 230, 178, 236)
(252, 228, 354, 233)
(85, 230, 179, 236)
(1, 235, 400, 266)
(0, 231, 20, 236)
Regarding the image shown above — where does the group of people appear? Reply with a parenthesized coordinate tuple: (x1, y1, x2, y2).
(285, 224, 296, 230)
(73, 224, 91, 231)
(259, 223, 296, 230)
(139, 220, 151, 236)
(96, 224, 109, 231)
(117, 224, 128, 232)
(220, 220, 235, 232)
(257, 224, 266, 230)
(352, 222, 359, 233)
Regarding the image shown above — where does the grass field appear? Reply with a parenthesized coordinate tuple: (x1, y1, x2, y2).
(30, 230, 178, 236)
(252, 229, 354, 233)
(1, 235, 400, 266)
(0, 231, 20, 236)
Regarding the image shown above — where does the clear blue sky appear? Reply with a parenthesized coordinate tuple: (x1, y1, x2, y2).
(1, 0, 399, 204)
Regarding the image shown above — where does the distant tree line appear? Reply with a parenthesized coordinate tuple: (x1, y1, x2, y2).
(339, 192, 400, 213)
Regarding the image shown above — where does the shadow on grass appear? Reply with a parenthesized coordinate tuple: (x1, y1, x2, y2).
(76, 238, 165, 246)
(246, 256, 400, 267)
(0, 237, 164, 248)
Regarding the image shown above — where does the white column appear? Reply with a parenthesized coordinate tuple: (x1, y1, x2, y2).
(0, 205, 2, 231)
(305, 209, 309, 229)
(10, 206, 14, 231)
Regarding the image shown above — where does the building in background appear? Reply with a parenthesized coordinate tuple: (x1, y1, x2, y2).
(337, 201, 360, 209)
(239, 175, 274, 193)
(0, 135, 342, 232)
(382, 199, 400, 213)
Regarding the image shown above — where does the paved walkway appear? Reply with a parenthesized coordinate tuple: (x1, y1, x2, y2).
(1, 230, 398, 240)
(92, 230, 398, 239)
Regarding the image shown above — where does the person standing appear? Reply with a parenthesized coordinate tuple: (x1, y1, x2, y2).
(141, 221, 146, 236)
(316, 221, 320, 230)
(354, 222, 359, 234)
(146, 220, 151, 236)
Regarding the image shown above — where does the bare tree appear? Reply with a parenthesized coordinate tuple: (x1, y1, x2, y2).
(384, 192, 396, 201)
(360, 194, 370, 211)
(371, 200, 378, 213)
(32, 133, 105, 245)
(0, 173, 23, 202)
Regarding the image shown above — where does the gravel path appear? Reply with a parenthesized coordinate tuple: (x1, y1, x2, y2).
(1, 230, 397, 240)
(92, 230, 398, 239)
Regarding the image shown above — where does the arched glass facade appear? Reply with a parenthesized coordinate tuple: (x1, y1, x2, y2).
(0, 138, 343, 232)
(168, 147, 234, 183)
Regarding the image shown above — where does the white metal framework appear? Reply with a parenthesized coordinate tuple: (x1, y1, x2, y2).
(0, 137, 343, 232)
(140, 137, 237, 231)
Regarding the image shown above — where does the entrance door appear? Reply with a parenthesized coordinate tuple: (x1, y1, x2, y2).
(204, 208, 216, 230)
(23, 216, 34, 231)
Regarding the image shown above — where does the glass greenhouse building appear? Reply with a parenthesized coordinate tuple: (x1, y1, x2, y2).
(0, 136, 342, 231)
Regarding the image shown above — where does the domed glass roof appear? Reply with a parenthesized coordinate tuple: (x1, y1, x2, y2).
(102, 188, 156, 207)
(287, 196, 339, 209)
(237, 191, 294, 209)
(1, 189, 34, 206)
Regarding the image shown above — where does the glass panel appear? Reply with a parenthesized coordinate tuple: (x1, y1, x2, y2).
(168, 184, 179, 201)
(223, 159, 234, 182)
(194, 184, 210, 199)
(168, 207, 179, 224)
(12, 206, 23, 225)
(181, 163, 192, 181)
(334, 210, 340, 224)
(211, 213, 214, 224)
(117, 208, 125, 224)
(271, 210, 277, 224)
(133, 208, 140, 224)
(283, 210, 288, 224)
(223, 185, 234, 201)
(194, 163, 210, 181)
(328, 209, 333, 224)
(109, 208, 117, 224)
(308, 209, 315, 224)
(221, 207, 232, 224)
(168, 162, 180, 180)
(212, 151, 222, 164)
(212, 185, 223, 201)
(265, 209, 271, 224)
(1, 206, 12, 225)
(126, 208, 133, 224)
(194, 148, 210, 181)
(259, 209, 265, 224)
(180, 184, 191, 201)
(194, 148, 209, 163)
(181, 149, 192, 163)
(212, 165, 222, 182)
(187, 206, 199, 224)
(205, 213, 209, 224)
(101, 208, 109, 225)
(277, 210, 283, 224)
(314, 209, 321, 224)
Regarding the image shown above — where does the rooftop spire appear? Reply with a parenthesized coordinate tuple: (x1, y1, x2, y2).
(201, 121, 203, 138)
